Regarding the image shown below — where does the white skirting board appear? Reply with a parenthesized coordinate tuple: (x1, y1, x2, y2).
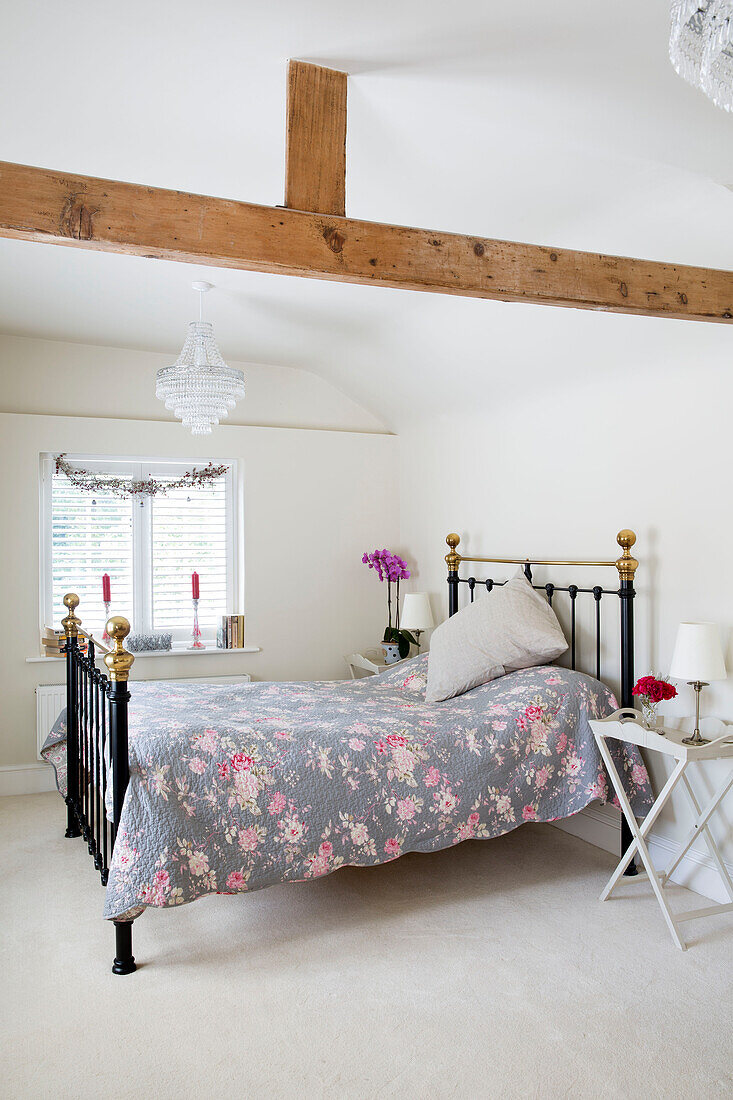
(553, 803, 733, 905)
(0, 763, 57, 796)
(645, 834, 733, 907)
(553, 802, 621, 856)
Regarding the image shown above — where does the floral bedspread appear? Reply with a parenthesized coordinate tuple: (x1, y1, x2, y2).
(43, 655, 652, 921)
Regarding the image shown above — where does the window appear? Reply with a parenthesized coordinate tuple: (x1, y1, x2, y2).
(41, 456, 238, 642)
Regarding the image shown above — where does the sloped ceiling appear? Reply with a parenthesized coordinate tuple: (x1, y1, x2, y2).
(0, 0, 731, 430)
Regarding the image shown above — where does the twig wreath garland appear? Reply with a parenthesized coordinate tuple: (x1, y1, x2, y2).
(54, 455, 228, 498)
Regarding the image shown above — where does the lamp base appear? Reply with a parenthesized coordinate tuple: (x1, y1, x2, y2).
(681, 681, 710, 745)
(681, 731, 711, 746)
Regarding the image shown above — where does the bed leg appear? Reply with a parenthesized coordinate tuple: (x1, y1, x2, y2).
(64, 799, 81, 839)
(621, 815, 638, 876)
(112, 921, 136, 975)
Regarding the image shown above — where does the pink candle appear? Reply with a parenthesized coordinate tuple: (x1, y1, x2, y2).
(102, 573, 111, 602)
(192, 571, 200, 600)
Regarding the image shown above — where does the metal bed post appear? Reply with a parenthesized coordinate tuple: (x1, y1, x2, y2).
(615, 530, 639, 874)
(446, 533, 460, 616)
(104, 616, 136, 975)
(62, 593, 82, 839)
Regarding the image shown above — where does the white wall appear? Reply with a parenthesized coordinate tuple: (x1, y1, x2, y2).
(398, 349, 733, 875)
(0, 336, 399, 776)
(0, 334, 387, 434)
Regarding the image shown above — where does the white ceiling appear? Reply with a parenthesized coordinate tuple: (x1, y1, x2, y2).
(0, 0, 731, 428)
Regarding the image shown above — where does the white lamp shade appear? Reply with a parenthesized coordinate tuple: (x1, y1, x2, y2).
(669, 622, 727, 683)
(400, 593, 434, 632)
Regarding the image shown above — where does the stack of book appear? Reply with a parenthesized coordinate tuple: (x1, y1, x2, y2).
(41, 628, 87, 658)
(217, 614, 245, 649)
(41, 628, 66, 657)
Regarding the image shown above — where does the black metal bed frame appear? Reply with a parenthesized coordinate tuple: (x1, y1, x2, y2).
(60, 593, 136, 975)
(445, 527, 639, 871)
(59, 528, 639, 974)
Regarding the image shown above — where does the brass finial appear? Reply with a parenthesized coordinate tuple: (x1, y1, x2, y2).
(615, 529, 638, 582)
(61, 592, 81, 638)
(103, 616, 135, 682)
(446, 532, 461, 573)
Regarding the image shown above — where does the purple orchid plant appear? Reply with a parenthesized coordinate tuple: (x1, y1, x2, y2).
(362, 549, 416, 658)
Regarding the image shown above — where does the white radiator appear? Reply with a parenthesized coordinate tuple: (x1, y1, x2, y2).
(35, 674, 251, 761)
(36, 685, 65, 760)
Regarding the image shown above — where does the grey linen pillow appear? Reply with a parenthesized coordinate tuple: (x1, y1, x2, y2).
(425, 571, 568, 702)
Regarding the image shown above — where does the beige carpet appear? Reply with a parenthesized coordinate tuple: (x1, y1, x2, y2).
(1, 793, 731, 1099)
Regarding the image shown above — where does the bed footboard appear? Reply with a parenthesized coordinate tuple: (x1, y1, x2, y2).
(61, 593, 137, 974)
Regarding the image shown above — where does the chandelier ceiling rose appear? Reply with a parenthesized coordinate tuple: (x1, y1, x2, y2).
(156, 281, 245, 435)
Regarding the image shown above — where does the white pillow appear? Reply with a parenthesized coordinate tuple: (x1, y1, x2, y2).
(425, 571, 568, 702)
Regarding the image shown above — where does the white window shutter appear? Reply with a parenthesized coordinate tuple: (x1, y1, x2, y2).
(151, 478, 229, 631)
(50, 472, 134, 633)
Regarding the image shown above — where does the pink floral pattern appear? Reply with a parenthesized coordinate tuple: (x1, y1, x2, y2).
(43, 655, 652, 921)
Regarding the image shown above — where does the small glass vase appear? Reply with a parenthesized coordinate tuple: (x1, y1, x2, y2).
(639, 697, 660, 731)
(189, 597, 205, 650)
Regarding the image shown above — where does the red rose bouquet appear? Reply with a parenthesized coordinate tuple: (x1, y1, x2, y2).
(632, 674, 677, 728)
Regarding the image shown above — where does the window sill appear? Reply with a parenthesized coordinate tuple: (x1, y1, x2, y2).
(26, 645, 261, 664)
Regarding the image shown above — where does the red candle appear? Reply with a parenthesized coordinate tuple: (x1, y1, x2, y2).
(102, 573, 111, 602)
(192, 571, 200, 600)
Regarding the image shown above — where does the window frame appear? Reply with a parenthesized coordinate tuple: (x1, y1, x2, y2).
(39, 453, 240, 644)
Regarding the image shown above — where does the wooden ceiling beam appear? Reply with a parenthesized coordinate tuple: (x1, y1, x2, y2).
(285, 60, 347, 216)
(0, 160, 731, 322)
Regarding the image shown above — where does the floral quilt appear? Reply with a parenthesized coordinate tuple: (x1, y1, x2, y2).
(43, 655, 652, 921)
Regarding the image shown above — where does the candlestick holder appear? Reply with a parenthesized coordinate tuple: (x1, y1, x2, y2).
(189, 597, 205, 650)
(102, 600, 111, 641)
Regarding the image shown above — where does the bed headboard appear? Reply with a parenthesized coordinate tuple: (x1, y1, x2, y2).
(444, 529, 638, 708)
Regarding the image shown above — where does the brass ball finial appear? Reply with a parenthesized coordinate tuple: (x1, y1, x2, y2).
(61, 592, 81, 637)
(445, 532, 461, 573)
(615, 529, 638, 582)
(106, 615, 130, 642)
(103, 615, 135, 682)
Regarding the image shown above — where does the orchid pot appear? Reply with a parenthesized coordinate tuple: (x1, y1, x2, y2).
(380, 641, 402, 665)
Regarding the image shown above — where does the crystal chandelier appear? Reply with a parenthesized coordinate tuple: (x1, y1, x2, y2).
(156, 281, 245, 435)
(669, 1, 733, 112)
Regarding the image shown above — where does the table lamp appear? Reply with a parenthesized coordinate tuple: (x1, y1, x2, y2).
(400, 593, 434, 653)
(669, 622, 727, 746)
